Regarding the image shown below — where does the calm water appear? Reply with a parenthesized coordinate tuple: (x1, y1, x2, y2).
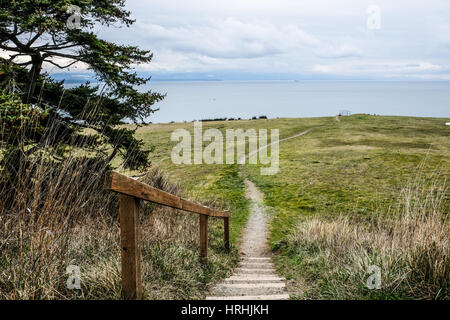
(143, 81, 450, 123)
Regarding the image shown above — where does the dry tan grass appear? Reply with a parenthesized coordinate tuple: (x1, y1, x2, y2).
(0, 115, 234, 300)
(0, 156, 204, 299)
(291, 172, 449, 299)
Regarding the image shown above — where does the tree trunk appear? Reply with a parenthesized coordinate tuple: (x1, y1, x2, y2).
(25, 55, 43, 103)
(105, 145, 120, 166)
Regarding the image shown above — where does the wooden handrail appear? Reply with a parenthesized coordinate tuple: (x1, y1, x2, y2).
(105, 171, 230, 218)
(104, 170, 231, 300)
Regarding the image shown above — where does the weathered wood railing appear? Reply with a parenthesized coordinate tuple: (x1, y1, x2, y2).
(104, 171, 230, 300)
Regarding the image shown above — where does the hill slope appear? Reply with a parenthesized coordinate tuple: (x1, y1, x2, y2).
(136, 115, 449, 299)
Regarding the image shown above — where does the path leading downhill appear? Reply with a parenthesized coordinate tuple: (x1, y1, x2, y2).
(206, 180, 289, 300)
(207, 129, 312, 300)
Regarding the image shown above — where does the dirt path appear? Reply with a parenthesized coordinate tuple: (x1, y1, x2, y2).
(239, 180, 271, 257)
(206, 180, 289, 300)
(207, 129, 312, 300)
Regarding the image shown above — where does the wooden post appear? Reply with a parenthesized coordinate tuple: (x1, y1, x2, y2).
(199, 215, 208, 263)
(224, 217, 230, 251)
(119, 195, 142, 300)
(105, 171, 232, 289)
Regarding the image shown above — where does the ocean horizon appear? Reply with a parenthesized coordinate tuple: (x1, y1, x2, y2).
(141, 80, 450, 123)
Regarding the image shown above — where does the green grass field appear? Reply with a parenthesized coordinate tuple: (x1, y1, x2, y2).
(132, 114, 449, 299)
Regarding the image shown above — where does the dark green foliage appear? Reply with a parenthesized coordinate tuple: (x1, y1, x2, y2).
(0, 0, 164, 173)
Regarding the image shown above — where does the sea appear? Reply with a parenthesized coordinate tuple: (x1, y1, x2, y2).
(139, 80, 450, 123)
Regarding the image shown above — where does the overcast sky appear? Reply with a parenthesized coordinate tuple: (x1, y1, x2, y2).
(68, 0, 450, 80)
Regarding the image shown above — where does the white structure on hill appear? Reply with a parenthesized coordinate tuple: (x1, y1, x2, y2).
(338, 110, 352, 116)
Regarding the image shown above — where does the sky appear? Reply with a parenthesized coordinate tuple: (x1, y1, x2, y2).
(3, 0, 450, 81)
(85, 0, 450, 81)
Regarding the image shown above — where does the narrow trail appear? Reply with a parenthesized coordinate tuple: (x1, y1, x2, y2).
(207, 129, 312, 300)
(238, 129, 311, 164)
(206, 180, 289, 300)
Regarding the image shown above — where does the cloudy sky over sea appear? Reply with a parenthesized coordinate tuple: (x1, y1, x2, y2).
(2, 0, 444, 81)
(78, 0, 450, 81)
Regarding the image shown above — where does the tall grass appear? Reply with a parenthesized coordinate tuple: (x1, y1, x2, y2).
(285, 171, 449, 299)
(0, 111, 235, 300)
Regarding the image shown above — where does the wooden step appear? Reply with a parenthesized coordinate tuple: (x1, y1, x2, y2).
(206, 294, 290, 300)
(227, 275, 285, 281)
(241, 257, 271, 261)
(210, 283, 286, 296)
(239, 262, 273, 269)
(224, 278, 285, 284)
(234, 268, 275, 275)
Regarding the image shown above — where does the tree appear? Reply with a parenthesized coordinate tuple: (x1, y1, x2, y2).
(0, 0, 164, 171)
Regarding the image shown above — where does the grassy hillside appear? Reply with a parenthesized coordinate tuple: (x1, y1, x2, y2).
(136, 114, 449, 299)
(2, 114, 446, 299)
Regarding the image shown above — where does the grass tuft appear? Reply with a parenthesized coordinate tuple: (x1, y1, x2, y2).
(279, 171, 449, 299)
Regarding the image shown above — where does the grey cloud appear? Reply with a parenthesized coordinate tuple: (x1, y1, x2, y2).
(315, 44, 364, 59)
(135, 19, 289, 59)
(91, 0, 450, 79)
